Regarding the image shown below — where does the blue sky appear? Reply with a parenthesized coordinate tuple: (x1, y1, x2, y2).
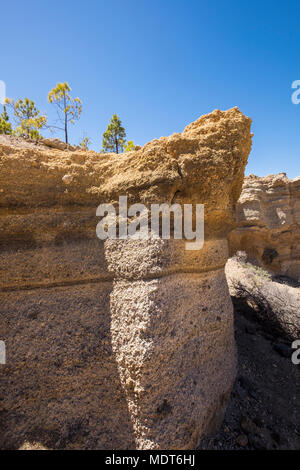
(1, 0, 299, 177)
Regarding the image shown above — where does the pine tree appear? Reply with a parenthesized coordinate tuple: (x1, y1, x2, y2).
(0, 106, 12, 135)
(48, 82, 82, 144)
(124, 140, 135, 152)
(80, 136, 91, 150)
(102, 114, 126, 154)
(5, 98, 47, 139)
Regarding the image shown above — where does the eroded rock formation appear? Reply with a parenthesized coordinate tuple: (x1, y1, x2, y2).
(229, 174, 300, 281)
(0, 107, 252, 449)
(226, 257, 300, 339)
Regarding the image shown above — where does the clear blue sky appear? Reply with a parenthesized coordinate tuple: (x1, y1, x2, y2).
(1, 0, 300, 177)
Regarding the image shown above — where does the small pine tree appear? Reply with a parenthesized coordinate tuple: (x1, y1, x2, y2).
(48, 82, 82, 144)
(6, 98, 47, 139)
(102, 114, 126, 154)
(80, 136, 91, 150)
(0, 106, 12, 135)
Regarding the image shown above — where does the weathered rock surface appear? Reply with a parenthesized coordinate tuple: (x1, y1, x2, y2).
(229, 174, 300, 280)
(0, 107, 252, 449)
(41, 137, 70, 150)
(41, 138, 80, 151)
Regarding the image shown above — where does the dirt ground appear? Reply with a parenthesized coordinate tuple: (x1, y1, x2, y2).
(199, 295, 300, 450)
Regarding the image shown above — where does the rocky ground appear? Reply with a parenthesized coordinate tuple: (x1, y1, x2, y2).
(0, 135, 81, 151)
(199, 291, 300, 450)
(0, 135, 46, 150)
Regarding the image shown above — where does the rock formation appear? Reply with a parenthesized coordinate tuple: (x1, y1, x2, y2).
(0, 107, 252, 449)
(226, 257, 300, 339)
(41, 138, 77, 151)
(229, 174, 300, 281)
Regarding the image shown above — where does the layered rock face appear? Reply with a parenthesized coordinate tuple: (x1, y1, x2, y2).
(0, 107, 252, 449)
(229, 174, 300, 280)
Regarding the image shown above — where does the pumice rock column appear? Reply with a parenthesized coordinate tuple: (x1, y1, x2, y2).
(0, 107, 251, 450)
(105, 238, 238, 449)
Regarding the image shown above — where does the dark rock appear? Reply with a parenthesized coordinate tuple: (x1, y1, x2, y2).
(248, 434, 266, 450)
(238, 376, 258, 398)
(245, 324, 257, 335)
(240, 415, 259, 435)
(262, 248, 278, 265)
(262, 332, 275, 341)
(236, 434, 248, 447)
(253, 416, 264, 428)
(273, 343, 292, 358)
(271, 431, 283, 445)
